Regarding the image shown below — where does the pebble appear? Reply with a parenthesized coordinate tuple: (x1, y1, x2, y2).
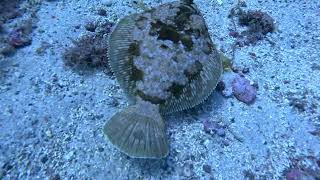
(45, 130, 53, 138)
(102, 0, 113, 6)
(108, 97, 119, 107)
(216, 128, 226, 137)
(181, 163, 194, 177)
(64, 151, 75, 161)
(223, 139, 230, 146)
(14, 72, 24, 78)
(63, 134, 71, 142)
(216, 0, 223, 5)
(5, 107, 13, 114)
(242, 67, 250, 74)
(50, 174, 61, 180)
(31, 119, 38, 126)
(84, 21, 96, 32)
(97, 146, 104, 152)
(203, 164, 212, 174)
(97, 8, 107, 16)
(41, 155, 48, 164)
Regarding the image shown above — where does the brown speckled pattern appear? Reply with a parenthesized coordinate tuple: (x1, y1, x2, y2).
(108, 1, 222, 114)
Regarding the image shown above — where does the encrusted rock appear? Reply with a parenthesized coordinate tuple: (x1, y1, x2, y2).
(232, 75, 257, 104)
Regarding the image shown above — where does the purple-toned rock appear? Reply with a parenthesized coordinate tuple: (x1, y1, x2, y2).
(216, 128, 226, 137)
(285, 168, 316, 180)
(203, 119, 225, 136)
(232, 75, 257, 104)
(286, 169, 304, 180)
(203, 119, 217, 134)
(8, 28, 31, 47)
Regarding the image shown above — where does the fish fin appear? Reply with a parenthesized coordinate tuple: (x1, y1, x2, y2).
(108, 14, 139, 104)
(103, 100, 169, 158)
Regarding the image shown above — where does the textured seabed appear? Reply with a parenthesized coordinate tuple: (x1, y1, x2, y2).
(0, 0, 320, 179)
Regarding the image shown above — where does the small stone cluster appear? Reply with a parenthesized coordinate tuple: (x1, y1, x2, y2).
(217, 72, 257, 105)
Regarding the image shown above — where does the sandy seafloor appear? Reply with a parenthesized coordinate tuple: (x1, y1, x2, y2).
(1, 0, 320, 179)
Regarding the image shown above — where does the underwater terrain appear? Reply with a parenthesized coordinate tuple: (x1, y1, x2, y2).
(1, 0, 320, 179)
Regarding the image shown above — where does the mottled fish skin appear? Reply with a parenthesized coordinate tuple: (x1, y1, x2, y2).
(110, 0, 222, 114)
(104, 0, 222, 158)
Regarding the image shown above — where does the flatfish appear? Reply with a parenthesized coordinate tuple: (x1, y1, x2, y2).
(104, 0, 222, 158)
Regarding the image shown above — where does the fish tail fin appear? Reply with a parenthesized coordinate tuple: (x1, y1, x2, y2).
(103, 101, 169, 158)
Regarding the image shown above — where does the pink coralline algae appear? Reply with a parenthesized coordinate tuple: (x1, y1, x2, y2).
(232, 75, 257, 104)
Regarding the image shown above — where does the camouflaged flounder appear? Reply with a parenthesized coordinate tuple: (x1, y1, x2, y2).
(104, 0, 222, 158)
